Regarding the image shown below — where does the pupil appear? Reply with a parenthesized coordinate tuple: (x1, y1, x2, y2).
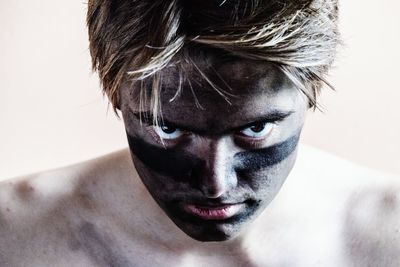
(161, 125, 176, 134)
(250, 123, 265, 133)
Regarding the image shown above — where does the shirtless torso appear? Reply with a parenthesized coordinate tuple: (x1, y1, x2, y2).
(3, 1, 395, 266)
(1, 145, 399, 267)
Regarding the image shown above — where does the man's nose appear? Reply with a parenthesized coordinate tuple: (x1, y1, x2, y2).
(198, 139, 237, 199)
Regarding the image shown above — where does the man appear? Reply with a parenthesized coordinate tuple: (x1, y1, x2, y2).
(1, 0, 399, 266)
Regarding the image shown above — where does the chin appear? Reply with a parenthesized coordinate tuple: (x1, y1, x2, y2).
(179, 221, 244, 242)
(189, 232, 236, 242)
(166, 205, 257, 242)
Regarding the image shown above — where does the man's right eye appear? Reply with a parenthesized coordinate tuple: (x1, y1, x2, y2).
(153, 125, 185, 140)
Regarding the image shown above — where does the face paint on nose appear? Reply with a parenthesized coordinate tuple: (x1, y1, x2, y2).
(126, 133, 205, 179)
(234, 132, 301, 173)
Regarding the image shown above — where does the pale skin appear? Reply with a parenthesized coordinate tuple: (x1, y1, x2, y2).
(1, 58, 400, 267)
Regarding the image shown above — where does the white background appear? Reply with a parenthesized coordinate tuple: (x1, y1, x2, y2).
(1, 0, 399, 180)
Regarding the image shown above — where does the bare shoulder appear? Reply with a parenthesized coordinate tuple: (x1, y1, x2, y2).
(0, 149, 132, 225)
(0, 149, 133, 266)
(296, 145, 400, 265)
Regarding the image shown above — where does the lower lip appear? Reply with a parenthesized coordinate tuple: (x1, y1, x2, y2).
(184, 203, 244, 220)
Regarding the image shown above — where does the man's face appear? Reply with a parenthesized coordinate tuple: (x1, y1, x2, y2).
(120, 58, 308, 242)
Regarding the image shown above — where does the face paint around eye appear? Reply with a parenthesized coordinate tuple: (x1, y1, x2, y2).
(234, 131, 301, 173)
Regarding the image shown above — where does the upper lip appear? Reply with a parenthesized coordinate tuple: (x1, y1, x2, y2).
(187, 201, 245, 208)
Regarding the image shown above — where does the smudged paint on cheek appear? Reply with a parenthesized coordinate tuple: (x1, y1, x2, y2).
(234, 132, 300, 173)
(126, 132, 205, 180)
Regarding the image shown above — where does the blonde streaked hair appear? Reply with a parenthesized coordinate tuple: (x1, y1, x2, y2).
(87, 0, 339, 117)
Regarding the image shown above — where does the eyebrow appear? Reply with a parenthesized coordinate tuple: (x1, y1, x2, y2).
(133, 109, 294, 134)
(228, 110, 294, 132)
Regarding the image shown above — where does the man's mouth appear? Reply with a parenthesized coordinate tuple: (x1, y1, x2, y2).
(183, 203, 245, 220)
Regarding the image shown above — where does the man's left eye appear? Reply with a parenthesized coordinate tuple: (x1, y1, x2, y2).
(153, 125, 185, 140)
(239, 122, 273, 138)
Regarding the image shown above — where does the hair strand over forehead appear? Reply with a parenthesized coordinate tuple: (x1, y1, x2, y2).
(87, 0, 340, 114)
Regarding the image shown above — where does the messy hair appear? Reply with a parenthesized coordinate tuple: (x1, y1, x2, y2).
(87, 0, 339, 116)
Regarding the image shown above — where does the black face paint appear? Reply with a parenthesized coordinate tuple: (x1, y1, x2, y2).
(127, 131, 300, 179)
(234, 132, 300, 173)
(126, 133, 205, 179)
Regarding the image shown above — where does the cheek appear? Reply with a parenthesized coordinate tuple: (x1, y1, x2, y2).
(127, 133, 209, 201)
(234, 132, 300, 173)
(126, 133, 205, 179)
(238, 152, 297, 214)
(130, 157, 177, 199)
(233, 132, 300, 198)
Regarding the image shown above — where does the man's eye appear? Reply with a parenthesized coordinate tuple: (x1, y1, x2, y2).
(153, 125, 184, 140)
(239, 122, 273, 138)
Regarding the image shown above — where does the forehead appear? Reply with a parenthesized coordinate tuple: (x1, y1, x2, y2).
(121, 57, 304, 131)
(162, 57, 284, 96)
